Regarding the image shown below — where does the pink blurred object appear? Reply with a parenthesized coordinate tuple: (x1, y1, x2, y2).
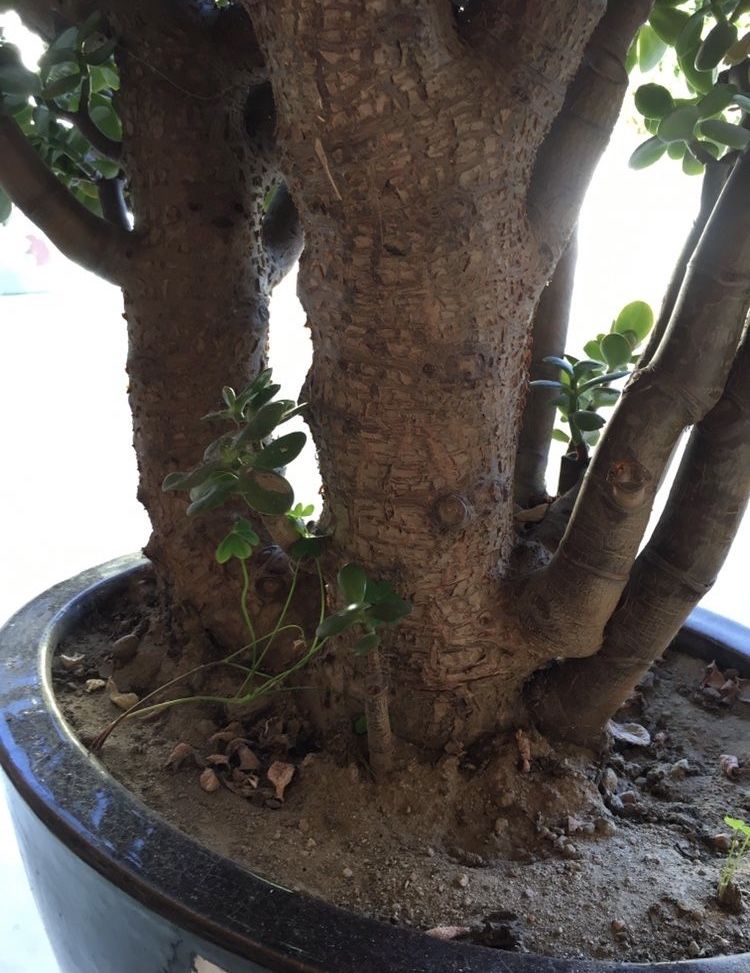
(25, 234, 50, 266)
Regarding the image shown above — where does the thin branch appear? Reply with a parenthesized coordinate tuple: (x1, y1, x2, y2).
(47, 79, 122, 161)
(0, 111, 132, 283)
(518, 149, 750, 660)
(262, 182, 303, 288)
(528, 0, 652, 259)
(514, 232, 577, 507)
(531, 325, 750, 744)
(639, 159, 730, 368)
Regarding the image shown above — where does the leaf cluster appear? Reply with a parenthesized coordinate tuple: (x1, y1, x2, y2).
(0, 14, 121, 223)
(315, 563, 412, 656)
(629, 0, 750, 173)
(531, 301, 654, 450)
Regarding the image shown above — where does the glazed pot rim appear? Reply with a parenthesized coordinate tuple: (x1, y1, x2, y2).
(0, 555, 748, 973)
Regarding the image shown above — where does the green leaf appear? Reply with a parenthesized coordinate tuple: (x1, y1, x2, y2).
(89, 93, 122, 141)
(41, 69, 81, 100)
(247, 383, 281, 410)
(338, 563, 368, 604)
(90, 156, 121, 179)
(601, 333, 632, 370)
(162, 464, 222, 492)
(629, 136, 667, 169)
(290, 535, 328, 559)
(529, 379, 565, 390)
(697, 82, 738, 118)
(678, 49, 715, 96)
(237, 469, 294, 515)
(82, 37, 117, 66)
(316, 605, 363, 639)
(638, 25, 668, 72)
(366, 594, 411, 624)
(550, 428, 570, 444)
(354, 633, 379, 656)
(185, 472, 238, 516)
(695, 21, 737, 71)
(733, 92, 750, 112)
(77, 10, 103, 43)
(222, 386, 236, 408)
(353, 714, 368, 735)
(634, 83, 675, 119)
(215, 532, 254, 563)
(583, 339, 605, 363)
(675, 10, 705, 57)
(542, 355, 574, 377)
(238, 400, 289, 443)
(590, 387, 621, 409)
(253, 431, 306, 470)
(573, 359, 604, 380)
(571, 411, 606, 432)
(579, 370, 629, 392)
(0, 63, 40, 95)
(649, 5, 689, 45)
(682, 152, 704, 175)
(614, 301, 654, 343)
(88, 63, 119, 93)
(657, 106, 699, 142)
(289, 502, 315, 519)
(0, 187, 11, 225)
(698, 117, 750, 148)
(666, 139, 686, 160)
(724, 816, 750, 836)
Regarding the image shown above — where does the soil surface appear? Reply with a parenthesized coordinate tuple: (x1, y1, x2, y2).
(56, 584, 750, 965)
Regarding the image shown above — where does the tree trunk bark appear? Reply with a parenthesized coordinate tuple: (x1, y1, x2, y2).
(249, 0, 603, 747)
(112, 9, 283, 649)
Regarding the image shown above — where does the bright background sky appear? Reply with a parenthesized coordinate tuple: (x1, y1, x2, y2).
(0, 12, 746, 973)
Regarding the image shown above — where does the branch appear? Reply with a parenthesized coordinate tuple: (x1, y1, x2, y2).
(47, 80, 122, 161)
(530, 326, 750, 744)
(97, 176, 129, 230)
(518, 148, 750, 660)
(0, 112, 131, 283)
(514, 232, 577, 507)
(639, 159, 730, 368)
(262, 182, 303, 289)
(528, 0, 652, 259)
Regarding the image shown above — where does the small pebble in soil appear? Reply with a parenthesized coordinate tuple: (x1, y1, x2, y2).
(711, 833, 732, 851)
(687, 941, 702, 958)
(522, 887, 535, 899)
(342, 867, 354, 879)
(455, 873, 469, 888)
(84, 679, 106, 693)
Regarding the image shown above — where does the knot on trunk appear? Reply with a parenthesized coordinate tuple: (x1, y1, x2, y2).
(606, 459, 651, 511)
(432, 492, 474, 530)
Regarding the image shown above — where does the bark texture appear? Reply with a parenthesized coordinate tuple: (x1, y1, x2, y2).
(248, 0, 611, 745)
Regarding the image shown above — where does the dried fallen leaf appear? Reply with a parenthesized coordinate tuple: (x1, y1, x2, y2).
(701, 661, 725, 691)
(164, 742, 195, 770)
(720, 754, 740, 780)
(206, 753, 230, 766)
(426, 926, 470, 941)
(236, 744, 261, 771)
(199, 768, 221, 793)
(608, 721, 651, 747)
(110, 691, 139, 711)
(84, 678, 106, 693)
(59, 653, 85, 670)
(208, 722, 244, 746)
(515, 729, 531, 773)
(267, 760, 295, 801)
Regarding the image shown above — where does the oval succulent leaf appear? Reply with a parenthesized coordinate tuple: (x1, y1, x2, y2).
(238, 469, 294, 515)
(657, 106, 699, 143)
(253, 431, 307, 470)
(601, 333, 632, 370)
(649, 5, 690, 46)
(697, 82, 737, 118)
(699, 118, 750, 149)
(354, 633, 380, 656)
(634, 83, 674, 119)
(695, 21, 737, 72)
(629, 136, 666, 170)
(542, 355, 574, 377)
(338, 563, 368, 605)
(571, 411, 606, 432)
(613, 301, 653, 343)
(638, 25, 668, 72)
(316, 605, 363, 640)
(238, 400, 289, 443)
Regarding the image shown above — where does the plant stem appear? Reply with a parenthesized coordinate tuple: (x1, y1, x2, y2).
(239, 559, 257, 653)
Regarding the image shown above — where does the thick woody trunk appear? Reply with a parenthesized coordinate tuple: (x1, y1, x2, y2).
(112, 11, 280, 648)
(250, 0, 603, 747)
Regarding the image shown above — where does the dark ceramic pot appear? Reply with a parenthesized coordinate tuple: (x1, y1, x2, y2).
(0, 556, 748, 973)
